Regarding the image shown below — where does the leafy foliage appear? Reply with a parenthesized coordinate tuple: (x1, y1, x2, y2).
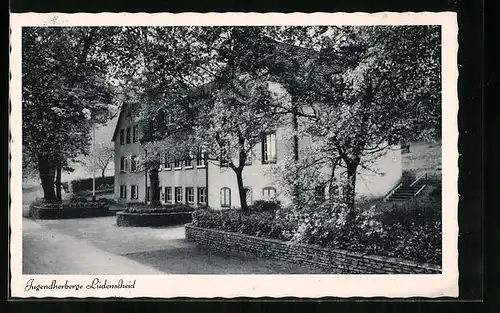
(192, 202, 441, 265)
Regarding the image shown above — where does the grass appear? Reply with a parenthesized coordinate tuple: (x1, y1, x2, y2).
(402, 140, 442, 178)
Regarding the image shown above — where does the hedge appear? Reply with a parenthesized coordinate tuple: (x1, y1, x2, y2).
(29, 200, 112, 219)
(123, 203, 197, 214)
(192, 200, 442, 265)
(70, 176, 114, 193)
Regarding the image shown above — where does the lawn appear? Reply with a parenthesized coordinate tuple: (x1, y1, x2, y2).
(402, 140, 442, 179)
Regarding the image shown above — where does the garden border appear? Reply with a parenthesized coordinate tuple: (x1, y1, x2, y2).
(29, 203, 112, 219)
(185, 225, 442, 274)
(116, 211, 193, 227)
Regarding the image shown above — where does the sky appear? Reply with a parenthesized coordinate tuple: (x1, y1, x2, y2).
(23, 115, 119, 186)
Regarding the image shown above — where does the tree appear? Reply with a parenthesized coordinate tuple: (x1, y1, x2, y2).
(116, 27, 280, 210)
(22, 27, 118, 203)
(81, 142, 114, 178)
(302, 25, 441, 216)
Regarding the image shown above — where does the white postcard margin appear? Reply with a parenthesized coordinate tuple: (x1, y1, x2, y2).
(9, 12, 459, 298)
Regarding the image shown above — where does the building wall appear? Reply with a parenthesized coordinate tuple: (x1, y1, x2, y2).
(355, 146, 402, 200)
(114, 107, 144, 204)
(206, 127, 288, 209)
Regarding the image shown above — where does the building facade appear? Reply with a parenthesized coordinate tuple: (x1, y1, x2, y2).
(112, 99, 402, 208)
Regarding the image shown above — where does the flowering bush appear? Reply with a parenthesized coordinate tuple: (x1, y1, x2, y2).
(191, 201, 441, 265)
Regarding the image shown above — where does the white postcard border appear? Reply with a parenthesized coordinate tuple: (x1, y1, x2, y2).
(10, 12, 459, 298)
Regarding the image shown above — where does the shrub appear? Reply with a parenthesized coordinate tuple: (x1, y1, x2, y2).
(123, 204, 195, 214)
(191, 203, 442, 265)
(70, 196, 87, 203)
(70, 176, 114, 193)
(249, 200, 281, 212)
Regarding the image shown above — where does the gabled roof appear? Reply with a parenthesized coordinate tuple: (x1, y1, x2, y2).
(111, 102, 127, 142)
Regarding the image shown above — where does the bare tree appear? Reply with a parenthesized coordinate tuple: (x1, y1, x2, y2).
(82, 142, 114, 178)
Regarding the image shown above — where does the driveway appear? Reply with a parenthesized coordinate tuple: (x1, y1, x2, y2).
(23, 216, 327, 275)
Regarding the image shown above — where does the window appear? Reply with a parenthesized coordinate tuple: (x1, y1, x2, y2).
(119, 129, 125, 145)
(196, 148, 206, 167)
(131, 155, 137, 172)
(160, 186, 164, 201)
(198, 187, 207, 204)
(262, 132, 277, 163)
(245, 151, 252, 165)
(125, 156, 129, 172)
(186, 187, 194, 204)
(220, 187, 231, 208)
(184, 154, 193, 168)
(164, 154, 171, 170)
(126, 127, 131, 144)
(132, 125, 139, 142)
(262, 187, 277, 200)
(175, 187, 183, 203)
(146, 186, 151, 202)
(244, 187, 252, 205)
(119, 185, 127, 199)
(174, 155, 182, 169)
(165, 186, 172, 203)
(130, 185, 139, 200)
(120, 157, 126, 172)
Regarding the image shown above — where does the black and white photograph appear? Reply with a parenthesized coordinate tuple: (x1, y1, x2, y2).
(10, 12, 459, 298)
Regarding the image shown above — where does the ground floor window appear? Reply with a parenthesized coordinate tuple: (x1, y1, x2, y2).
(130, 185, 138, 199)
(198, 187, 207, 204)
(120, 185, 127, 199)
(165, 186, 172, 203)
(262, 187, 276, 200)
(146, 186, 151, 202)
(175, 187, 183, 203)
(186, 187, 194, 204)
(244, 187, 252, 205)
(220, 187, 231, 208)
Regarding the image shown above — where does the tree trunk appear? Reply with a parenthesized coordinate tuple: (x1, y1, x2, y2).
(345, 160, 359, 225)
(55, 162, 62, 203)
(235, 167, 249, 212)
(291, 100, 300, 204)
(149, 166, 161, 207)
(38, 154, 57, 203)
(101, 168, 106, 179)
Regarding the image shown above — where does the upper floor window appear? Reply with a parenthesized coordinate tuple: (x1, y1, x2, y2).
(164, 154, 171, 170)
(174, 155, 182, 169)
(119, 129, 125, 145)
(126, 127, 131, 144)
(196, 148, 207, 167)
(262, 187, 277, 200)
(220, 187, 231, 208)
(130, 155, 137, 172)
(132, 125, 139, 142)
(184, 153, 193, 168)
(262, 132, 277, 164)
(120, 157, 126, 172)
(244, 151, 252, 165)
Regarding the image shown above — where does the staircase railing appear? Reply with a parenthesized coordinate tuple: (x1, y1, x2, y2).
(411, 173, 428, 198)
(384, 182, 402, 201)
(385, 172, 428, 201)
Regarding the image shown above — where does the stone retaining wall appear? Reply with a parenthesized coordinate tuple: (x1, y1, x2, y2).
(185, 225, 442, 274)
